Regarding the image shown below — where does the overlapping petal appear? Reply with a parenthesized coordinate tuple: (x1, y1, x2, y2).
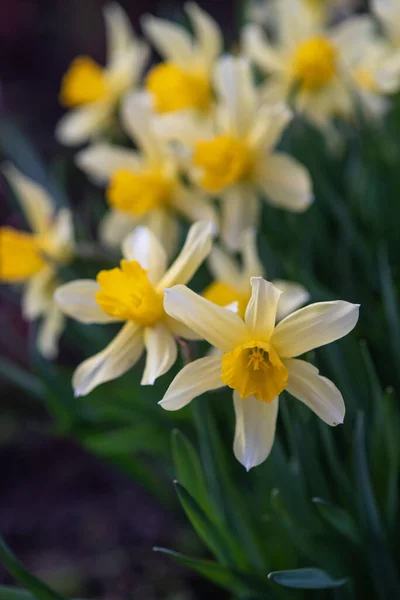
(141, 322, 178, 385)
(55, 280, 121, 324)
(122, 226, 167, 283)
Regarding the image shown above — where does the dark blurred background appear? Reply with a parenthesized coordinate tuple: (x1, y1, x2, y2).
(0, 2, 235, 598)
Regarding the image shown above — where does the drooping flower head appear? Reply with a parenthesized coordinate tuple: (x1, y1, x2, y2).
(0, 165, 75, 358)
(56, 3, 149, 145)
(55, 221, 214, 397)
(161, 277, 359, 470)
(76, 93, 217, 256)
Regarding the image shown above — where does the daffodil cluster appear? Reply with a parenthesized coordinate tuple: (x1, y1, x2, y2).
(3, 0, 380, 471)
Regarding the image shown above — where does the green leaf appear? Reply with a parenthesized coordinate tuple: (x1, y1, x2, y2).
(171, 429, 213, 515)
(313, 498, 361, 545)
(268, 568, 348, 589)
(0, 538, 66, 600)
(153, 548, 267, 597)
(0, 586, 35, 600)
(0, 357, 45, 401)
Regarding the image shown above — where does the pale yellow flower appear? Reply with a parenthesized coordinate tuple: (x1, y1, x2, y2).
(161, 277, 359, 470)
(203, 229, 309, 319)
(243, 0, 377, 132)
(0, 165, 74, 358)
(56, 3, 149, 146)
(142, 2, 222, 116)
(76, 92, 217, 256)
(55, 221, 214, 397)
(159, 55, 313, 251)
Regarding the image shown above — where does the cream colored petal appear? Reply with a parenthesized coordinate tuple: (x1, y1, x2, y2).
(330, 15, 374, 56)
(245, 277, 281, 339)
(256, 152, 313, 213)
(36, 302, 66, 360)
(233, 392, 279, 470)
(144, 208, 180, 260)
(242, 24, 285, 73)
(50, 208, 75, 254)
(170, 184, 219, 229)
(99, 209, 137, 248)
(376, 50, 400, 93)
(76, 144, 140, 185)
(159, 355, 223, 410)
(284, 358, 345, 426)
(371, 0, 400, 46)
(22, 266, 54, 320)
(207, 245, 241, 287)
(122, 226, 167, 283)
(141, 322, 178, 385)
(107, 40, 149, 91)
(185, 2, 222, 66)
(163, 285, 247, 351)
(164, 315, 203, 340)
(241, 228, 264, 280)
(221, 186, 260, 252)
(55, 280, 121, 324)
(249, 103, 292, 152)
(158, 220, 214, 289)
(73, 322, 144, 397)
(121, 92, 163, 162)
(2, 163, 53, 234)
(271, 300, 360, 358)
(55, 104, 110, 147)
(104, 2, 136, 67)
(273, 280, 309, 321)
(141, 14, 195, 67)
(214, 55, 256, 136)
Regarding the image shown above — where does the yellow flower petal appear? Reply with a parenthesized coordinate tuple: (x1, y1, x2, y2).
(59, 56, 108, 107)
(0, 227, 46, 282)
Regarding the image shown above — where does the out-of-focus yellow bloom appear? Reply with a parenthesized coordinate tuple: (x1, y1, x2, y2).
(55, 221, 214, 397)
(204, 229, 309, 319)
(243, 0, 378, 133)
(161, 277, 359, 470)
(76, 93, 217, 257)
(142, 2, 222, 115)
(161, 55, 312, 251)
(56, 3, 149, 146)
(0, 165, 75, 358)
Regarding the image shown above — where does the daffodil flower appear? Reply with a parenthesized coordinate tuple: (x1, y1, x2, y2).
(204, 229, 309, 320)
(160, 277, 359, 470)
(142, 2, 222, 115)
(162, 55, 313, 251)
(55, 221, 214, 397)
(243, 0, 377, 133)
(76, 93, 217, 257)
(56, 3, 149, 146)
(0, 165, 74, 359)
(371, 0, 400, 93)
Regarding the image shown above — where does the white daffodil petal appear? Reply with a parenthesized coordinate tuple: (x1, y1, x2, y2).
(141, 14, 195, 67)
(50, 208, 75, 253)
(171, 184, 219, 230)
(73, 322, 144, 397)
(159, 355, 223, 410)
(22, 266, 54, 320)
(242, 24, 285, 73)
(207, 245, 242, 287)
(104, 2, 135, 67)
(158, 221, 214, 289)
(245, 277, 281, 339)
(249, 103, 292, 151)
(145, 208, 180, 260)
(221, 186, 260, 252)
(164, 315, 203, 341)
(55, 104, 110, 146)
(257, 152, 313, 213)
(36, 303, 65, 360)
(2, 163, 54, 234)
(241, 228, 264, 280)
(76, 144, 140, 184)
(185, 2, 222, 66)
(121, 92, 163, 162)
(273, 280, 310, 321)
(233, 392, 279, 471)
(164, 285, 247, 351)
(99, 209, 137, 248)
(55, 280, 121, 324)
(271, 301, 360, 358)
(141, 322, 178, 385)
(122, 226, 167, 283)
(284, 358, 345, 426)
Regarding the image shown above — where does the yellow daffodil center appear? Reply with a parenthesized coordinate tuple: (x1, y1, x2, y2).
(96, 260, 164, 325)
(203, 281, 249, 319)
(221, 340, 288, 403)
(293, 37, 337, 90)
(353, 68, 377, 92)
(0, 227, 46, 282)
(107, 169, 172, 217)
(60, 56, 108, 107)
(193, 135, 253, 192)
(145, 62, 211, 113)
